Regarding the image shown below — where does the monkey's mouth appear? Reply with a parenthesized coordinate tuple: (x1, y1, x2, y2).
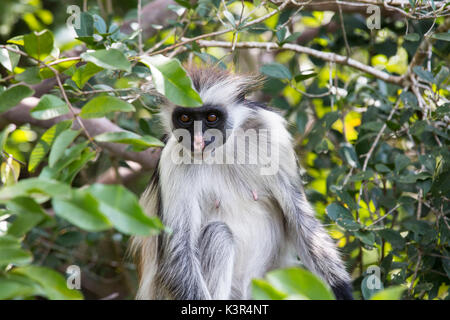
(177, 136, 218, 156)
(192, 136, 216, 155)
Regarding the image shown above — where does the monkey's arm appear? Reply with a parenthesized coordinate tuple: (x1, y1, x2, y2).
(133, 172, 212, 300)
(272, 170, 353, 300)
(198, 222, 235, 299)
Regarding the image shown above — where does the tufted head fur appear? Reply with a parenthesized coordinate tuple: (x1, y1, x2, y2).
(185, 64, 264, 105)
(158, 64, 265, 133)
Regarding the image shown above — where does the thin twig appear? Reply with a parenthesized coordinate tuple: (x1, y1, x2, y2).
(408, 252, 422, 297)
(0, 45, 100, 151)
(193, 40, 407, 86)
(367, 204, 400, 227)
(337, 1, 352, 57)
(148, 0, 291, 57)
(138, 0, 143, 55)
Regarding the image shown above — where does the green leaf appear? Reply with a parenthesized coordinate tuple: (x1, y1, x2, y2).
(75, 12, 94, 37)
(283, 32, 302, 44)
(0, 248, 32, 266)
(0, 45, 20, 72)
(394, 153, 410, 173)
(340, 144, 360, 168)
(348, 170, 374, 182)
(404, 33, 420, 41)
(0, 277, 39, 300)
(0, 178, 71, 202)
(431, 32, 450, 41)
(93, 14, 107, 34)
(378, 229, 405, 249)
(87, 184, 164, 236)
(375, 163, 391, 173)
(435, 66, 449, 87)
(0, 235, 32, 266)
(223, 11, 236, 28)
(276, 28, 287, 43)
(80, 95, 135, 118)
(260, 63, 292, 80)
(0, 234, 20, 246)
(49, 129, 80, 167)
(31, 94, 69, 120)
(326, 202, 353, 221)
(81, 49, 131, 72)
(59, 148, 95, 184)
(435, 104, 450, 117)
(94, 131, 164, 150)
(413, 66, 435, 83)
(28, 120, 72, 172)
(0, 124, 16, 152)
(0, 85, 34, 113)
(252, 279, 288, 300)
(174, 0, 194, 9)
(140, 55, 202, 107)
(360, 121, 384, 132)
(294, 72, 317, 82)
(72, 62, 103, 88)
(263, 268, 335, 300)
(400, 91, 419, 110)
(361, 272, 384, 299)
(23, 29, 54, 60)
(7, 35, 24, 46)
(15, 66, 42, 84)
(12, 266, 83, 300)
(403, 219, 431, 235)
(326, 202, 361, 231)
(46, 141, 89, 174)
(296, 111, 308, 134)
(52, 189, 112, 232)
(39, 59, 78, 79)
(370, 286, 405, 300)
(6, 197, 47, 237)
(354, 230, 376, 246)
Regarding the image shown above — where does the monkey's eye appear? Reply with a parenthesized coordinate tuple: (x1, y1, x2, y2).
(179, 114, 191, 123)
(206, 113, 218, 123)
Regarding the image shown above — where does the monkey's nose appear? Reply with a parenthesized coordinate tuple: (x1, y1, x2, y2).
(193, 134, 205, 152)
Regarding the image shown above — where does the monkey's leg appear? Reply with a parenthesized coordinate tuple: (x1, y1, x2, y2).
(197, 222, 235, 299)
(156, 226, 212, 300)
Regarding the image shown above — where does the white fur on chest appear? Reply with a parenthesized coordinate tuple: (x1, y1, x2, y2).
(159, 147, 285, 293)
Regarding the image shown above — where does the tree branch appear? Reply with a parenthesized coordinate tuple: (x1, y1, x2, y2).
(0, 98, 161, 170)
(280, 0, 450, 19)
(194, 39, 407, 86)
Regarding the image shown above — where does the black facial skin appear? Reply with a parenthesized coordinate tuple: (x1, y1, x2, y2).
(172, 104, 230, 152)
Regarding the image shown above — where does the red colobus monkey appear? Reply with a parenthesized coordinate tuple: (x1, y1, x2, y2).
(130, 66, 353, 300)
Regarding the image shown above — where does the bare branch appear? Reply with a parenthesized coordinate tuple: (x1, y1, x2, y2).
(194, 39, 406, 86)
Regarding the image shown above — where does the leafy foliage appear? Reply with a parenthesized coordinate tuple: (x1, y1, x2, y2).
(0, 0, 449, 300)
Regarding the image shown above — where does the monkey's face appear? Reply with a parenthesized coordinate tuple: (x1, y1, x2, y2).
(171, 104, 231, 154)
